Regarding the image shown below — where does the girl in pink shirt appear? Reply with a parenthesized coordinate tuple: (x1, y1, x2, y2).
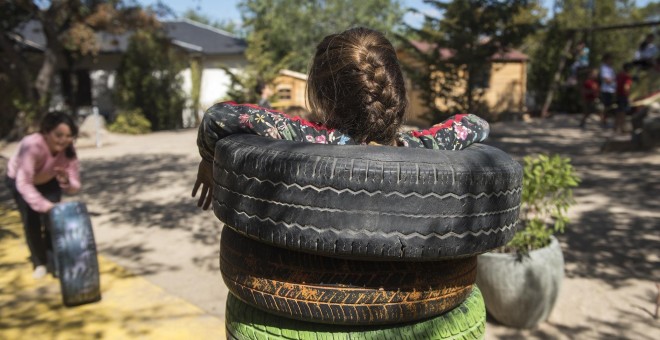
(5, 111, 81, 279)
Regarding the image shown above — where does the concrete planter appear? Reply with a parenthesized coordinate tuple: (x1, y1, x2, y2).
(476, 236, 564, 329)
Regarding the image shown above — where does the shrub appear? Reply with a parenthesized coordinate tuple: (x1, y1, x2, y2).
(114, 30, 186, 131)
(107, 109, 151, 135)
(507, 154, 580, 253)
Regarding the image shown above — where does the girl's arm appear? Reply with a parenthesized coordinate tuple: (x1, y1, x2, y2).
(14, 142, 55, 213)
(198, 103, 490, 160)
(194, 103, 489, 209)
(397, 114, 490, 150)
(56, 157, 81, 194)
(197, 102, 356, 163)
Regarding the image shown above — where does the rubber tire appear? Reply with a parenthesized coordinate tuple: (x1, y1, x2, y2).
(213, 134, 522, 260)
(48, 201, 101, 307)
(226, 285, 485, 340)
(221, 227, 476, 325)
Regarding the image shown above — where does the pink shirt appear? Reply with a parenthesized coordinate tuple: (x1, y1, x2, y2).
(7, 133, 81, 213)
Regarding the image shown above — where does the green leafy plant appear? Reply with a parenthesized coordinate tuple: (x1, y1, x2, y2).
(507, 154, 580, 253)
(107, 109, 151, 135)
(114, 30, 186, 131)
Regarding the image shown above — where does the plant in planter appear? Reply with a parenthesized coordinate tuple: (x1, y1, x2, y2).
(476, 154, 580, 329)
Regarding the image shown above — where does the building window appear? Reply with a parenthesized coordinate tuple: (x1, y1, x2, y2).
(472, 65, 491, 90)
(277, 86, 292, 100)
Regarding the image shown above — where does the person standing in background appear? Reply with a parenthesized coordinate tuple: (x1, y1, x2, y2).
(634, 33, 658, 69)
(579, 68, 601, 129)
(255, 81, 273, 109)
(599, 54, 616, 128)
(615, 63, 633, 134)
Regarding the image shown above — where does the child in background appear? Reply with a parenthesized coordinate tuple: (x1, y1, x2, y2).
(192, 27, 490, 209)
(255, 81, 273, 109)
(599, 54, 617, 128)
(579, 68, 601, 129)
(615, 63, 633, 134)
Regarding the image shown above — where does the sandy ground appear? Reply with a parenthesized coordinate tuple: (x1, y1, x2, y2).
(1, 115, 658, 339)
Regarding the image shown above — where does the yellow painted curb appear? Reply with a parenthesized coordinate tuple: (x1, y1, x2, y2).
(0, 208, 226, 339)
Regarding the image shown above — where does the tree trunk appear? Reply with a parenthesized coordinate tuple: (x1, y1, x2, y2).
(541, 36, 574, 118)
(34, 47, 58, 102)
(34, 9, 69, 120)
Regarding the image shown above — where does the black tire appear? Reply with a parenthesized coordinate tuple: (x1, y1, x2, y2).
(213, 134, 522, 260)
(226, 286, 486, 340)
(221, 227, 476, 325)
(48, 201, 101, 307)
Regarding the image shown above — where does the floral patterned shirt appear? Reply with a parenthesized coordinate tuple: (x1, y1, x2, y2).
(197, 101, 490, 163)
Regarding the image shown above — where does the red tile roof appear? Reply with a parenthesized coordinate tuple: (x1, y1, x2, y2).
(408, 41, 528, 61)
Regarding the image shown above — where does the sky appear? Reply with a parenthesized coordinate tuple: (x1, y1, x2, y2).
(141, 0, 440, 27)
(140, 0, 654, 28)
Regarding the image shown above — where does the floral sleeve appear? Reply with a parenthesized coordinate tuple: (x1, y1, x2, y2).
(197, 102, 357, 162)
(396, 114, 490, 150)
(197, 102, 490, 162)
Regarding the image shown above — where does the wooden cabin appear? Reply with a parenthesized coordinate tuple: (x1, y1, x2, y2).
(271, 69, 309, 111)
(400, 42, 528, 126)
(270, 44, 527, 126)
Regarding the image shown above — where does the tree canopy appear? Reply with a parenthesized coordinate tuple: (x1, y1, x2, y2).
(232, 0, 405, 100)
(115, 30, 186, 131)
(0, 0, 158, 139)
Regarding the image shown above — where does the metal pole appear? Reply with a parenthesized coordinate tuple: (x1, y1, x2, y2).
(93, 106, 102, 148)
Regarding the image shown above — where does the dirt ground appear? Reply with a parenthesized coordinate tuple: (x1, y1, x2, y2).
(1, 114, 658, 339)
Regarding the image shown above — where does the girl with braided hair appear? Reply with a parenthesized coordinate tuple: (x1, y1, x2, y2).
(193, 27, 490, 209)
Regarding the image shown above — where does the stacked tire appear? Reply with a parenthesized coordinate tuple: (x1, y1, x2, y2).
(213, 135, 522, 339)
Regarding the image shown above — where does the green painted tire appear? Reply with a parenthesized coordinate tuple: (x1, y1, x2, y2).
(226, 286, 485, 340)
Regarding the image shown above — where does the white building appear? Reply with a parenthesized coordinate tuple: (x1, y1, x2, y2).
(15, 18, 247, 128)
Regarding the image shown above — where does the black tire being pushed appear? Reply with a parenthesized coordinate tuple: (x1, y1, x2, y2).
(48, 201, 101, 307)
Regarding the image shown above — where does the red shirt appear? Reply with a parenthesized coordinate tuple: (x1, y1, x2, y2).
(582, 79, 599, 102)
(616, 72, 632, 97)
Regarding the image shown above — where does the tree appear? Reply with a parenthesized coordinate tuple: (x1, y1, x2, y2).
(401, 0, 541, 121)
(114, 30, 186, 131)
(229, 0, 405, 102)
(0, 1, 158, 139)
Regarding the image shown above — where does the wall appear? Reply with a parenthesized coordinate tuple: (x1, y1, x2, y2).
(271, 74, 309, 111)
(181, 53, 247, 127)
(485, 62, 526, 114)
(405, 61, 527, 126)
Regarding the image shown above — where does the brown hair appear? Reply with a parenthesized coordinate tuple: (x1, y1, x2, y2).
(307, 27, 407, 145)
(39, 111, 78, 159)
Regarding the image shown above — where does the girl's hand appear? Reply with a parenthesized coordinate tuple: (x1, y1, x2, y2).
(54, 167, 69, 185)
(192, 159, 214, 210)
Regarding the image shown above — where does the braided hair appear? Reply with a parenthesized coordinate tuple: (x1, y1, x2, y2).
(307, 27, 407, 145)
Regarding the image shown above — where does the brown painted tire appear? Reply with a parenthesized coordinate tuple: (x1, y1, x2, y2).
(220, 227, 476, 325)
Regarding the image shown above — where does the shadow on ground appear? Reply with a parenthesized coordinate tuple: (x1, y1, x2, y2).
(485, 117, 660, 288)
(484, 116, 659, 338)
(78, 154, 221, 274)
(0, 206, 225, 339)
(488, 317, 658, 340)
